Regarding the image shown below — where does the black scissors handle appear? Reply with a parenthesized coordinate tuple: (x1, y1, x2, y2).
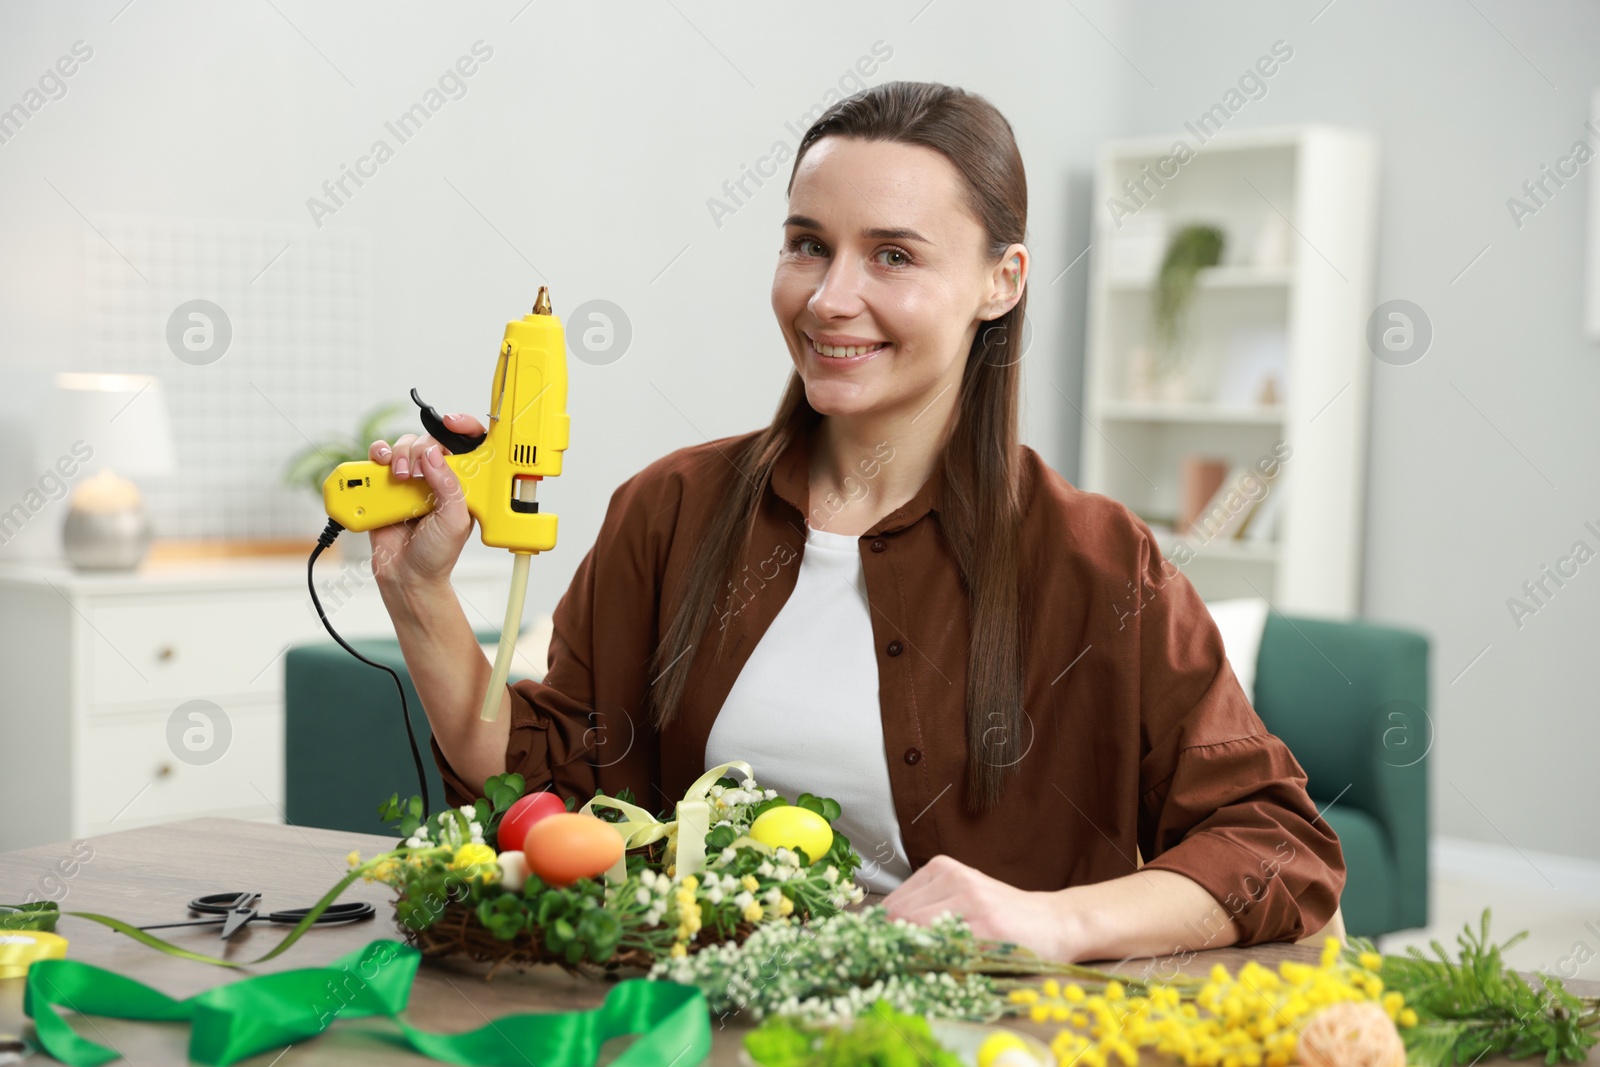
(183, 891, 256, 916)
(262, 901, 375, 926)
(137, 893, 375, 934)
(188, 893, 372, 923)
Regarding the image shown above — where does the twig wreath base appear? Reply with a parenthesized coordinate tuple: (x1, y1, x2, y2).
(397, 896, 759, 980)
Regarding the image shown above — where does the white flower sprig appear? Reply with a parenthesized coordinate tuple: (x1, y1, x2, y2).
(648, 904, 1005, 1025)
(403, 804, 485, 851)
(606, 866, 677, 927)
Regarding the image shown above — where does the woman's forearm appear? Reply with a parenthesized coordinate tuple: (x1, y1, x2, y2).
(883, 855, 1248, 966)
(1056, 869, 1243, 966)
(378, 576, 512, 796)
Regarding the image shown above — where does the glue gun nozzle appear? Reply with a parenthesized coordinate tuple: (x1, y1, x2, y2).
(532, 287, 552, 316)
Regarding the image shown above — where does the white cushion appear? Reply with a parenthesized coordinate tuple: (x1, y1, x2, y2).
(1203, 597, 1270, 704)
(479, 613, 555, 683)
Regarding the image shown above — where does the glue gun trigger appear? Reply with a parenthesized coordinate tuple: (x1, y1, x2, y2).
(411, 387, 488, 455)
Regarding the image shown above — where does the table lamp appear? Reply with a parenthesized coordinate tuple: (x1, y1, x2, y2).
(51, 372, 177, 571)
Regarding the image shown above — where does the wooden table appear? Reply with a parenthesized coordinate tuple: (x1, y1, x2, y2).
(3, 819, 1594, 1065)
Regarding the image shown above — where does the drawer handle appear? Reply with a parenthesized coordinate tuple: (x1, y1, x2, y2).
(157, 645, 177, 662)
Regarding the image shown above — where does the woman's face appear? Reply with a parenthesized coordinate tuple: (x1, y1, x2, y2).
(771, 136, 1022, 425)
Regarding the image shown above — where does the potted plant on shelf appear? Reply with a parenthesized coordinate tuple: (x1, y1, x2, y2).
(281, 400, 413, 562)
(1145, 223, 1225, 402)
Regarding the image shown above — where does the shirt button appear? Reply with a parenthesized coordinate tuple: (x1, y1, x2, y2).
(886, 640, 904, 656)
(870, 538, 887, 553)
(904, 747, 922, 765)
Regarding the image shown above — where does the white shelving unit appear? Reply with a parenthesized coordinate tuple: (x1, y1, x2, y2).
(1080, 125, 1379, 618)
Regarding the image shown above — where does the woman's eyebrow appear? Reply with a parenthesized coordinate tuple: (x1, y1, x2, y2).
(782, 214, 933, 245)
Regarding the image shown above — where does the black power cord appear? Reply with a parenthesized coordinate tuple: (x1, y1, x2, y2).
(308, 518, 431, 819)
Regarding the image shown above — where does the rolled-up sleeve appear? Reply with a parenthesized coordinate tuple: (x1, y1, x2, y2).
(430, 650, 599, 810)
(432, 464, 668, 809)
(1129, 529, 1346, 946)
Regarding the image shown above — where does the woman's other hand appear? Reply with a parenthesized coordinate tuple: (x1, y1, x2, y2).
(881, 854, 1088, 963)
(886, 856, 1255, 965)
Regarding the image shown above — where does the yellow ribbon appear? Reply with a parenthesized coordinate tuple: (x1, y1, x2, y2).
(0, 930, 68, 979)
(580, 761, 771, 883)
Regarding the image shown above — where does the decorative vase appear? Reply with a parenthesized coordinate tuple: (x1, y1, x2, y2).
(1127, 344, 1191, 404)
(1149, 333, 1194, 404)
(1154, 361, 1192, 404)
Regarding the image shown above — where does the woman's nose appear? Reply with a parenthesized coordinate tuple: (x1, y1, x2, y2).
(809, 259, 866, 318)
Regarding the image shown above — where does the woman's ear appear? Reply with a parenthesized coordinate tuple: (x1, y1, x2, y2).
(985, 245, 1028, 319)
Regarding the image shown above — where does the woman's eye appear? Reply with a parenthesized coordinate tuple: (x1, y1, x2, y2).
(784, 236, 911, 268)
(780, 236, 908, 267)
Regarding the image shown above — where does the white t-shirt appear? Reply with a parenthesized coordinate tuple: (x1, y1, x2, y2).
(704, 522, 914, 894)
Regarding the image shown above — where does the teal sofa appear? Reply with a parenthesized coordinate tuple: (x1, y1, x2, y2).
(284, 614, 1429, 939)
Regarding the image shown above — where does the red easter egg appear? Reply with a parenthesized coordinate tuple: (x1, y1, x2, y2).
(497, 791, 568, 854)
(522, 813, 625, 887)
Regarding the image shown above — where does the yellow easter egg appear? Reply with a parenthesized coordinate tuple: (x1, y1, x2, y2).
(978, 1031, 1040, 1067)
(749, 805, 833, 864)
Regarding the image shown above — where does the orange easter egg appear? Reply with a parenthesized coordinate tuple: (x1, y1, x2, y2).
(522, 813, 624, 888)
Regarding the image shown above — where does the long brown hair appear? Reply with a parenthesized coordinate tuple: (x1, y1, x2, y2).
(646, 80, 1029, 813)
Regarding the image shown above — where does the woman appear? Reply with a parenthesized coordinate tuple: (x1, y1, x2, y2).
(367, 80, 1346, 965)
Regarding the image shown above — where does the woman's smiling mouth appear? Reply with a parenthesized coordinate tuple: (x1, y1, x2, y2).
(806, 333, 892, 362)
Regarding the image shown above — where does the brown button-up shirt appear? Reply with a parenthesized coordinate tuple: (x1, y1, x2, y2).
(432, 427, 1346, 946)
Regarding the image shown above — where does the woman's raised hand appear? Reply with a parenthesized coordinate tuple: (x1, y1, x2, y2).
(365, 413, 486, 588)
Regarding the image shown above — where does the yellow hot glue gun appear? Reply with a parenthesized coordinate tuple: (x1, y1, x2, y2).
(321, 286, 569, 722)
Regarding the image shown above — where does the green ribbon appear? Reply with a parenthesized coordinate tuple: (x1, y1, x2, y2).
(25, 938, 711, 1067)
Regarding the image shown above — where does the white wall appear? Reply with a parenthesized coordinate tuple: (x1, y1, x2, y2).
(1108, 0, 1600, 865)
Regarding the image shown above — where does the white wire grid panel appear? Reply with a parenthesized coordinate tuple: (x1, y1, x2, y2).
(82, 216, 378, 538)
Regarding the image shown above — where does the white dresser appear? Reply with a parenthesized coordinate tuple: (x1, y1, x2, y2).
(0, 550, 520, 852)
